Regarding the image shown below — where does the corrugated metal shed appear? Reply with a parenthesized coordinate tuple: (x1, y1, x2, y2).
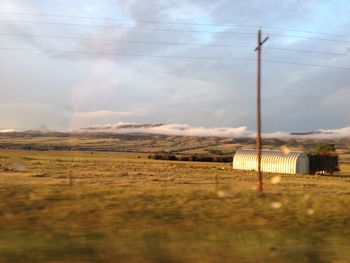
(232, 149, 309, 174)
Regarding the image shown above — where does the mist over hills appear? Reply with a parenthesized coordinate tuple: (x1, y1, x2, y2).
(1, 123, 350, 140)
(74, 123, 350, 140)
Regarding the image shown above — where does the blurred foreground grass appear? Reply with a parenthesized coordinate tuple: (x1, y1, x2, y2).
(0, 150, 350, 263)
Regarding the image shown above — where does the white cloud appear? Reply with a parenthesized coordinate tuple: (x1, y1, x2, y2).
(143, 123, 248, 137)
(313, 127, 350, 139)
(0, 0, 349, 132)
(76, 122, 350, 139)
(0, 129, 16, 133)
(78, 122, 249, 137)
(262, 127, 350, 139)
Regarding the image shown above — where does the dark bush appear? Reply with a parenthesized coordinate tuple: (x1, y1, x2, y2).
(314, 143, 336, 155)
(148, 154, 233, 163)
(218, 156, 233, 163)
(152, 154, 162, 160)
(168, 155, 177, 161)
(308, 154, 340, 175)
(198, 156, 213, 162)
(148, 154, 178, 161)
(190, 155, 198, 162)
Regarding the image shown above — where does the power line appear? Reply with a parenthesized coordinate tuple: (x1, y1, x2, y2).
(0, 11, 347, 38)
(1, 19, 349, 44)
(0, 47, 240, 60)
(0, 33, 254, 48)
(0, 46, 349, 70)
(266, 47, 347, 56)
(262, 59, 350, 70)
(1, 32, 347, 56)
(269, 33, 350, 43)
(0, 19, 256, 36)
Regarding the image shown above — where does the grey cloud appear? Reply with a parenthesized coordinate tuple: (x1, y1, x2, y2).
(0, 0, 349, 132)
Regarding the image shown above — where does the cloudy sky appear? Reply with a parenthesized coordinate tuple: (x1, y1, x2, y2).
(0, 0, 349, 133)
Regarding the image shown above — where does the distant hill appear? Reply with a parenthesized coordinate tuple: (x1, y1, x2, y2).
(290, 131, 333, 136)
(75, 123, 350, 140)
(1, 123, 349, 140)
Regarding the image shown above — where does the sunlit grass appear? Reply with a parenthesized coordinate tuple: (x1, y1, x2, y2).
(0, 150, 349, 262)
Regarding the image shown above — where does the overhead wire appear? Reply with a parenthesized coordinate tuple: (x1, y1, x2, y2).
(262, 59, 350, 70)
(0, 11, 347, 38)
(0, 13, 349, 70)
(0, 47, 349, 70)
(266, 47, 347, 56)
(0, 19, 349, 43)
(0, 32, 347, 56)
(0, 47, 243, 60)
(0, 32, 254, 49)
(0, 19, 256, 36)
(269, 33, 350, 43)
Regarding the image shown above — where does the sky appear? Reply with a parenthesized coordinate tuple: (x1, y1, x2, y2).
(0, 0, 349, 134)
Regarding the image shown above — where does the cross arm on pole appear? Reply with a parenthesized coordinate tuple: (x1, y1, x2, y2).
(261, 36, 269, 46)
(255, 36, 269, 51)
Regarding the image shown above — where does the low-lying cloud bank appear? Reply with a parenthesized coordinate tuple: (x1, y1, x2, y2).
(77, 123, 249, 137)
(75, 122, 350, 139)
(0, 129, 16, 133)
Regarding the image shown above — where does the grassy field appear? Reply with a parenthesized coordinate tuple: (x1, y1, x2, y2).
(0, 149, 350, 263)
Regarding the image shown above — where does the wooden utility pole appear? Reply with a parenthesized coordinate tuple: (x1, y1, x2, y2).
(255, 29, 269, 192)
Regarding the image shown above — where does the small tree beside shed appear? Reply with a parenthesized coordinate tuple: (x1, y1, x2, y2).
(308, 143, 339, 175)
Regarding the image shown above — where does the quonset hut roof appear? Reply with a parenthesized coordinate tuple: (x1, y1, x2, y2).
(232, 149, 309, 174)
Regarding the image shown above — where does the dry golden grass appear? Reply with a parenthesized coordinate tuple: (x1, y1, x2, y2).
(0, 149, 350, 263)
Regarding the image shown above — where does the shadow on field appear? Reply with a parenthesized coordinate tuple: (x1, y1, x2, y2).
(0, 228, 348, 263)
